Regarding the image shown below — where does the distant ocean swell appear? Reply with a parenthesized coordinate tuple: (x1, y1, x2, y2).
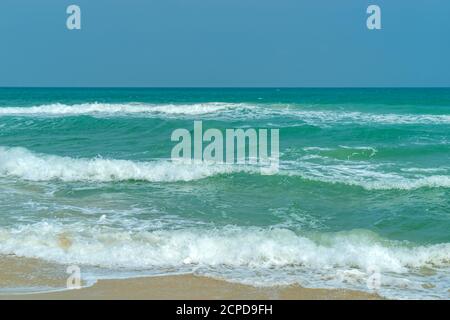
(1, 102, 450, 125)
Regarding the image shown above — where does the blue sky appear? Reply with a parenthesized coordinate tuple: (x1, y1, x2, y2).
(0, 0, 449, 87)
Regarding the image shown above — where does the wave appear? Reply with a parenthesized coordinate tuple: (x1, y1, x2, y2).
(290, 110, 450, 125)
(0, 102, 240, 116)
(303, 146, 378, 160)
(2, 223, 448, 272)
(1, 146, 449, 190)
(283, 159, 450, 191)
(301, 172, 450, 191)
(1, 102, 450, 125)
(0, 146, 258, 182)
(0, 222, 449, 299)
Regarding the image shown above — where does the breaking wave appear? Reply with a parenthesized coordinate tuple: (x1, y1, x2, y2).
(0, 146, 449, 190)
(0, 223, 449, 299)
(0, 146, 257, 182)
(1, 102, 450, 125)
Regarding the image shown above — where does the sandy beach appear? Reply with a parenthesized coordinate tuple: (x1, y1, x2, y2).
(1, 274, 380, 300)
(0, 255, 379, 300)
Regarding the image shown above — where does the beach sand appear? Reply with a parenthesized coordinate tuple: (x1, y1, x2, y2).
(0, 255, 379, 300)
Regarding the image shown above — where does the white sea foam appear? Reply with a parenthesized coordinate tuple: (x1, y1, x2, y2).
(1, 223, 447, 271)
(289, 110, 450, 125)
(0, 102, 241, 116)
(0, 146, 449, 190)
(0, 222, 449, 299)
(1, 102, 449, 125)
(0, 146, 256, 182)
(284, 160, 450, 190)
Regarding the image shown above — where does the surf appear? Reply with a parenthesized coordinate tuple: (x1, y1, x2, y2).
(1, 102, 450, 125)
(0, 222, 449, 299)
(1, 146, 449, 190)
(0, 146, 259, 182)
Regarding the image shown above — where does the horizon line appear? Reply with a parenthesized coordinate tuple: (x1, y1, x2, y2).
(1, 86, 450, 89)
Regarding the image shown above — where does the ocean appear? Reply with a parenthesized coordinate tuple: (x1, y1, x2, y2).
(0, 88, 449, 299)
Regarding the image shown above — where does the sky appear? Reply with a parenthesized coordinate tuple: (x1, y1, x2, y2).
(0, 0, 449, 87)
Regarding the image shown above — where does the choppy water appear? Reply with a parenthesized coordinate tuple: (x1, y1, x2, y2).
(0, 88, 449, 299)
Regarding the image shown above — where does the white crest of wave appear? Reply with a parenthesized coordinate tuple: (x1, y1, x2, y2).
(1, 146, 449, 190)
(2, 222, 449, 298)
(283, 157, 450, 191)
(289, 110, 450, 125)
(0, 102, 245, 116)
(0, 147, 255, 182)
(1, 102, 449, 125)
(295, 166, 450, 191)
(0, 223, 449, 273)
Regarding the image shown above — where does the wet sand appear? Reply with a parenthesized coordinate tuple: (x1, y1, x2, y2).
(0, 255, 380, 300)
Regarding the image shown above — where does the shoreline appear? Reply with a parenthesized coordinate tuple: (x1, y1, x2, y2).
(0, 274, 380, 300)
(0, 255, 380, 300)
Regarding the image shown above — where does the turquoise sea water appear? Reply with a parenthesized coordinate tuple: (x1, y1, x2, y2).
(0, 88, 449, 299)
